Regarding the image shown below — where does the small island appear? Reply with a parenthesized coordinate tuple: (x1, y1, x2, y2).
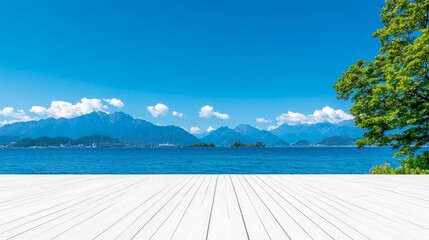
(186, 143, 215, 148)
(231, 141, 265, 148)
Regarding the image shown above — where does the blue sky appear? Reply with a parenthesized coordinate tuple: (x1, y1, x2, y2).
(0, 0, 384, 133)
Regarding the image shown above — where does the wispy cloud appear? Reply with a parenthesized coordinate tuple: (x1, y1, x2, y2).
(147, 103, 169, 117)
(199, 105, 229, 120)
(267, 125, 278, 131)
(256, 118, 271, 123)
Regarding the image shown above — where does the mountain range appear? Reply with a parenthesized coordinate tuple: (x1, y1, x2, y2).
(0, 111, 199, 145)
(270, 120, 363, 143)
(202, 125, 288, 146)
(0, 111, 363, 146)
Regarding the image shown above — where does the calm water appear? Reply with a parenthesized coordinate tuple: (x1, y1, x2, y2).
(0, 147, 402, 174)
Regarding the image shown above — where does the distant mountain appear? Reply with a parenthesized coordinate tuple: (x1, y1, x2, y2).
(0, 112, 200, 145)
(270, 120, 363, 143)
(0, 135, 20, 144)
(201, 127, 254, 146)
(291, 140, 311, 147)
(11, 136, 73, 147)
(74, 134, 125, 147)
(234, 124, 286, 146)
(0, 112, 363, 147)
(234, 124, 261, 136)
(9, 134, 127, 148)
(316, 135, 358, 146)
(202, 125, 288, 146)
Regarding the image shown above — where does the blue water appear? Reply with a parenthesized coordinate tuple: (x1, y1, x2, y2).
(0, 147, 403, 174)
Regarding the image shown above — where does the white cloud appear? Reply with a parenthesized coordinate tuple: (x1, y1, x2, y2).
(0, 107, 14, 116)
(30, 98, 107, 119)
(0, 107, 33, 126)
(190, 126, 201, 134)
(172, 111, 184, 118)
(0, 120, 16, 126)
(276, 111, 308, 126)
(29, 106, 46, 115)
(312, 106, 354, 123)
(256, 118, 271, 123)
(267, 125, 278, 131)
(103, 98, 124, 108)
(0, 107, 31, 121)
(207, 126, 216, 133)
(147, 103, 169, 117)
(199, 105, 229, 120)
(276, 106, 354, 126)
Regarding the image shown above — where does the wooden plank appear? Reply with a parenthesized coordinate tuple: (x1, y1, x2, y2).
(231, 175, 274, 240)
(206, 175, 248, 240)
(0, 175, 428, 240)
(171, 175, 217, 240)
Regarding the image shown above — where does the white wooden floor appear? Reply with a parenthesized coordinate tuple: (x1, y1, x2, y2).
(0, 175, 428, 240)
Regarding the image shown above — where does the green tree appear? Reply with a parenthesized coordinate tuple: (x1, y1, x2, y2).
(334, 0, 429, 173)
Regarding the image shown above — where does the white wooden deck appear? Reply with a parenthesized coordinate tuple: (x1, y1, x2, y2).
(0, 175, 428, 240)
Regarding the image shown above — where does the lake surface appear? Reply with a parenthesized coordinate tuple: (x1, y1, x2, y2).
(0, 147, 403, 174)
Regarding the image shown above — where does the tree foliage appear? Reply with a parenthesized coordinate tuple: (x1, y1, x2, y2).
(231, 141, 265, 148)
(187, 143, 215, 148)
(334, 0, 429, 172)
